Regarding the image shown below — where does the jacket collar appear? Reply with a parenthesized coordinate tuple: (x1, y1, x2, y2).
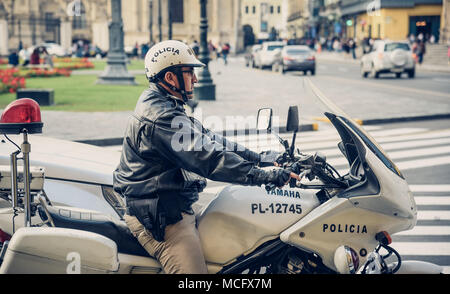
(151, 83, 186, 107)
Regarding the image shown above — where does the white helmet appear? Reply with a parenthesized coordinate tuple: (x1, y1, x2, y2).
(145, 40, 205, 82)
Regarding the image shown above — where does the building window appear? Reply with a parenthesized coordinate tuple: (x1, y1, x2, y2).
(245, 6, 248, 14)
(252, 6, 256, 14)
(170, 0, 183, 23)
(277, 6, 281, 14)
(45, 12, 54, 32)
(270, 5, 273, 14)
(72, 1, 87, 29)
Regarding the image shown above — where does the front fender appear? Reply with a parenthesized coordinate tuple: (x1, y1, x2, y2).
(392, 260, 443, 274)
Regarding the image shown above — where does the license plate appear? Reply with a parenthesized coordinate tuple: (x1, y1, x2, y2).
(391, 68, 403, 73)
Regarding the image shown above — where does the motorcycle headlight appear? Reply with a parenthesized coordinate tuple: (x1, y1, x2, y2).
(101, 185, 126, 217)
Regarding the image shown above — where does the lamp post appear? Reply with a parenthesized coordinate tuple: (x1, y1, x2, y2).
(149, 0, 154, 44)
(195, 0, 215, 101)
(97, 0, 136, 85)
(168, 0, 172, 39)
(158, 0, 162, 41)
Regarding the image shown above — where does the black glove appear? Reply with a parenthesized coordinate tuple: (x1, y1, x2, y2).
(258, 150, 281, 167)
(248, 167, 291, 187)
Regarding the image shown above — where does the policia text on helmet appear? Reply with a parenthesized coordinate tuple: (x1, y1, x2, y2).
(145, 40, 205, 103)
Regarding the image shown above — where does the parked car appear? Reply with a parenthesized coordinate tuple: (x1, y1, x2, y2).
(244, 44, 262, 68)
(272, 45, 316, 75)
(254, 41, 284, 69)
(360, 40, 415, 79)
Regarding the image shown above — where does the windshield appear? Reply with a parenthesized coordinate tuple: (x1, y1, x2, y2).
(384, 43, 410, 52)
(339, 116, 404, 179)
(267, 45, 283, 51)
(303, 78, 404, 179)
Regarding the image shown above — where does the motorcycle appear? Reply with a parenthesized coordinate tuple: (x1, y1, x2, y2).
(0, 91, 444, 274)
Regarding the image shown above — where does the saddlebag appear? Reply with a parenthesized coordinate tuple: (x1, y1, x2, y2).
(0, 227, 119, 274)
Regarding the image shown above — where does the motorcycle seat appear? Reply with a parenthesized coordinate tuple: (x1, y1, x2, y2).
(37, 205, 152, 258)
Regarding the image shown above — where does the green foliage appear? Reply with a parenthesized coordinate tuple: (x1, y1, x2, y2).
(0, 74, 149, 112)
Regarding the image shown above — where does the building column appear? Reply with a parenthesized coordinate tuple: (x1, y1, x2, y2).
(233, 0, 243, 53)
(60, 19, 72, 52)
(92, 21, 109, 51)
(0, 18, 8, 55)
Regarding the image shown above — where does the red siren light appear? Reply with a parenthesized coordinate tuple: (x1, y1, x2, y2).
(0, 98, 43, 134)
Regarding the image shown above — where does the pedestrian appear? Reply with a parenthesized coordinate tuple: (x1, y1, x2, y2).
(133, 42, 139, 59)
(8, 50, 19, 68)
(429, 35, 436, 44)
(113, 40, 298, 274)
(21, 45, 30, 67)
(208, 40, 216, 60)
(221, 43, 230, 65)
(141, 43, 150, 59)
(30, 48, 40, 65)
(448, 42, 450, 65)
(349, 38, 357, 59)
(418, 40, 426, 64)
(42, 47, 54, 69)
(190, 40, 200, 57)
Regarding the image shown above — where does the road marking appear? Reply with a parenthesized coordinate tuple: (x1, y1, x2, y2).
(394, 226, 450, 236)
(410, 185, 450, 193)
(320, 75, 450, 98)
(433, 78, 450, 83)
(414, 196, 450, 205)
(417, 210, 450, 220)
(390, 242, 450, 256)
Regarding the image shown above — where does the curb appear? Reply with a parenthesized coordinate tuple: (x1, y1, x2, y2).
(76, 122, 320, 147)
(361, 113, 450, 125)
(312, 113, 450, 126)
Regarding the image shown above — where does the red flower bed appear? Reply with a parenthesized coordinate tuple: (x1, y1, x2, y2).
(0, 69, 26, 94)
(54, 57, 94, 70)
(0, 67, 72, 94)
(0, 59, 8, 65)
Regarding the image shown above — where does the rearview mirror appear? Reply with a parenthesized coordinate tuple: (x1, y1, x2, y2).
(286, 106, 299, 132)
(257, 108, 273, 132)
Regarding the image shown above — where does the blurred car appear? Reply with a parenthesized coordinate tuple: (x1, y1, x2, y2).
(360, 40, 415, 79)
(272, 45, 316, 75)
(254, 41, 284, 69)
(244, 44, 262, 68)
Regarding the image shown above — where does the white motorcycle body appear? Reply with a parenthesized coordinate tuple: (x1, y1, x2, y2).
(0, 112, 442, 274)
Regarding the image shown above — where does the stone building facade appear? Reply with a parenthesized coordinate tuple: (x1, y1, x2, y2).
(0, 0, 246, 55)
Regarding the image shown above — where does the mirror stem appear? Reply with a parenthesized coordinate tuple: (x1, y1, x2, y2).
(290, 131, 297, 159)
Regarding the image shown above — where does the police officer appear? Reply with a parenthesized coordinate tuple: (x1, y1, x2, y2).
(113, 40, 299, 274)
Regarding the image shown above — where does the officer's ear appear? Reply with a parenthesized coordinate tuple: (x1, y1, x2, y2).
(164, 71, 178, 87)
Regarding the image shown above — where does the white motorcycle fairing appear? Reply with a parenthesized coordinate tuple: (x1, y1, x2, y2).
(280, 113, 417, 272)
(197, 185, 320, 265)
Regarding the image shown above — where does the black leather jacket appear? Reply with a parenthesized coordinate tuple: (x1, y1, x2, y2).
(113, 84, 265, 236)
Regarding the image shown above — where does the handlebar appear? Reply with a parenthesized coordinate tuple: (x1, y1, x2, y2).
(264, 151, 348, 192)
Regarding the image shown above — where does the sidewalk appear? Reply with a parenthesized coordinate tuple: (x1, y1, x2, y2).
(315, 50, 450, 73)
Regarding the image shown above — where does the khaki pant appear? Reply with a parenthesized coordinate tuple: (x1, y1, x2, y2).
(124, 213, 208, 274)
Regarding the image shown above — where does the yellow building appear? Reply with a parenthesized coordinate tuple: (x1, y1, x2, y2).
(342, 1, 444, 42)
(286, 0, 310, 39)
(241, 0, 287, 41)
